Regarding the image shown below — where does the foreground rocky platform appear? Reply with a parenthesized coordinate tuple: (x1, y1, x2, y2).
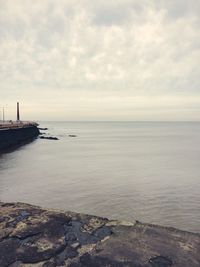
(0, 202, 199, 267)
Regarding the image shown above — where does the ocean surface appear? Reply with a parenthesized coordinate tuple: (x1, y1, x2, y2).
(0, 121, 200, 233)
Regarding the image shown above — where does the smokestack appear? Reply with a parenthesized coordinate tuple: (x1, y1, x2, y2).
(17, 102, 20, 121)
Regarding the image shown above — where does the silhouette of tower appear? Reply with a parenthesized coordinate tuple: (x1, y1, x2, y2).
(17, 102, 20, 121)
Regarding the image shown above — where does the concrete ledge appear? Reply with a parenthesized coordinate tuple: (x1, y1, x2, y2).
(0, 202, 199, 266)
(0, 126, 39, 151)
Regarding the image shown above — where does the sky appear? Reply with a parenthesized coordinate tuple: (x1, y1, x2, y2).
(0, 0, 200, 121)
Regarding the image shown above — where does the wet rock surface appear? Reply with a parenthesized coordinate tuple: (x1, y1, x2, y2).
(40, 136, 59, 140)
(0, 202, 199, 267)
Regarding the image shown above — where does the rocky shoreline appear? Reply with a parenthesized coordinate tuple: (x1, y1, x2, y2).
(0, 202, 199, 267)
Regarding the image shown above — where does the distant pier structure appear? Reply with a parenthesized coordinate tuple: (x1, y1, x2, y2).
(0, 102, 38, 129)
(0, 102, 39, 151)
(17, 102, 20, 121)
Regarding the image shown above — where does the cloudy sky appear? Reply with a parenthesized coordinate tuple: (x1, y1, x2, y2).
(0, 0, 200, 121)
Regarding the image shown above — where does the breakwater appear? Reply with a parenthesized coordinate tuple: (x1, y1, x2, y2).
(0, 202, 199, 267)
(0, 125, 39, 151)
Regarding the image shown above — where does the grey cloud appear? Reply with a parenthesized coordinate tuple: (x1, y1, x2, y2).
(91, 1, 148, 26)
(0, 15, 26, 40)
(156, 0, 200, 20)
(0, 0, 200, 120)
(92, 6, 131, 26)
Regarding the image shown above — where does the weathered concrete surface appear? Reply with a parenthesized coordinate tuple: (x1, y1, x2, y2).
(0, 126, 39, 151)
(0, 202, 199, 267)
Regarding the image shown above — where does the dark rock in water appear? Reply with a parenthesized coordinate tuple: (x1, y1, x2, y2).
(69, 135, 77, 137)
(0, 202, 200, 267)
(40, 136, 59, 140)
(39, 132, 46, 135)
(38, 127, 48, 130)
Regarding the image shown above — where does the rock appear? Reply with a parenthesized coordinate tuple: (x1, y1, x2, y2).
(69, 135, 77, 137)
(0, 202, 200, 267)
(149, 255, 173, 266)
(40, 136, 59, 140)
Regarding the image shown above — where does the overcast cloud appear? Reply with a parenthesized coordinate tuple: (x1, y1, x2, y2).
(0, 0, 200, 120)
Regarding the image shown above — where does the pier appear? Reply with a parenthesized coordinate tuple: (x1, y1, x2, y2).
(0, 103, 39, 151)
(0, 121, 39, 130)
(0, 102, 38, 130)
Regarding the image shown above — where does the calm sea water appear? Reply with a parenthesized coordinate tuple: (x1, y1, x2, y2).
(0, 122, 200, 232)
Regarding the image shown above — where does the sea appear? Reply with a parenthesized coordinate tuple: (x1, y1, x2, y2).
(0, 121, 200, 233)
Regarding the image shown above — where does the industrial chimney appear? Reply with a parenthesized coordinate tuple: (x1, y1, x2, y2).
(17, 102, 20, 121)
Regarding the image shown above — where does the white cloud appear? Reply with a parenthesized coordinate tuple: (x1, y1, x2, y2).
(0, 0, 200, 120)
